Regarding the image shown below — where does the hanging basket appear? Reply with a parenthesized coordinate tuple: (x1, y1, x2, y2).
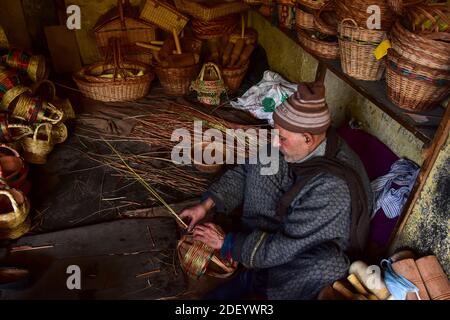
(21, 123, 54, 165)
(51, 122, 68, 144)
(338, 19, 386, 81)
(386, 49, 450, 112)
(296, 28, 339, 60)
(12, 94, 63, 124)
(190, 62, 227, 106)
(73, 38, 154, 102)
(0, 113, 33, 143)
(177, 234, 237, 279)
(2, 48, 48, 82)
(0, 189, 30, 230)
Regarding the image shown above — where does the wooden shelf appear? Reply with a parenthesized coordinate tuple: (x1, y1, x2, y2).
(256, 12, 446, 145)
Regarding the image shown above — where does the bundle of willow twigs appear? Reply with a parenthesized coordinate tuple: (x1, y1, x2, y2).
(129, 102, 261, 155)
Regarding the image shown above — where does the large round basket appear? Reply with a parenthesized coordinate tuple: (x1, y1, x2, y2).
(386, 49, 450, 112)
(73, 61, 154, 102)
(177, 234, 237, 279)
(338, 19, 386, 81)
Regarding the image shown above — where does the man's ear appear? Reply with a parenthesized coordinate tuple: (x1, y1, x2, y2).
(303, 133, 313, 145)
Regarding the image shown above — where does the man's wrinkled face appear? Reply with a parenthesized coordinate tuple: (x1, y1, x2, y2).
(272, 124, 310, 162)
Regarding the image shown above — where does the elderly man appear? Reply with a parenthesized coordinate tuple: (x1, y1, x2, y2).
(179, 82, 372, 299)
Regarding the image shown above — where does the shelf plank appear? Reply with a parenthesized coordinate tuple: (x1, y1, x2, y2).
(255, 11, 447, 144)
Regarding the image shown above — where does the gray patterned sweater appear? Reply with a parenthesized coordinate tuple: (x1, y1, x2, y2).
(207, 138, 372, 299)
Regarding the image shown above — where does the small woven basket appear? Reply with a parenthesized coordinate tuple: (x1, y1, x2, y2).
(190, 63, 227, 106)
(155, 57, 200, 96)
(177, 234, 237, 279)
(52, 97, 75, 122)
(21, 123, 54, 165)
(338, 19, 386, 81)
(0, 217, 30, 240)
(296, 28, 339, 60)
(222, 62, 250, 94)
(51, 122, 68, 144)
(0, 189, 30, 230)
(0, 113, 33, 143)
(386, 49, 450, 112)
(3, 48, 47, 82)
(12, 94, 63, 124)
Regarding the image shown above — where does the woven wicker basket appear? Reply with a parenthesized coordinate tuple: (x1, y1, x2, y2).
(190, 63, 227, 106)
(192, 14, 240, 39)
(0, 217, 30, 240)
(387, 0, 425, 15)
(52, 97, 76, 122)
(0, 113, 33, 143)
(338, 19, 386, 81)
(386, 49, 450, 111)
(313, 1, 337, 36)
(295, 4, 316, 30)
(390, 20, 450, 71)
(21, 123, 54, 165)
(139, 0, 189, 34)
(177, 234, 237, 279)
(3, 49, 48, 82)
(404, 3, 450, 33)
(12, 94, 63, 124)
(0, 189, 30, 230)
(336, 0, 395, 31)
(297, 0, 328, 10)
(222, 62, 250, 94)
(74, 39, 154, 102)
(296, 28, 339, 60)
(174, 0, 249, 22)
(51, 122, 68, 144)
(155, 62, 200, 96)
(0, 86, 30, 112)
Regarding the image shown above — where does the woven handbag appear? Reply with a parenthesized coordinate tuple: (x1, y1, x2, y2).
(21, 123, 54, 165)
(190, 62, 227, 106)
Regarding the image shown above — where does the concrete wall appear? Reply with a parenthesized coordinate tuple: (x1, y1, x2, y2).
(392, 134, 449, 276)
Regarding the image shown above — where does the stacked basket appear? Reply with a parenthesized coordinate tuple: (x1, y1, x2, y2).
(295, 0, 339, 60)
(386, 17, 450, 111)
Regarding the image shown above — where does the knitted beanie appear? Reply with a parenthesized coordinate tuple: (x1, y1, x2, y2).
(273, 82, 331, 134)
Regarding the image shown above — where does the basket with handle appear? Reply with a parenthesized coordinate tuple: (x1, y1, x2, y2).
(386, 49, 450, 112)
(313, 0, 337, 36)
(11, 94, 63, 125)
(190, 62, 227, 106)
(140, 0, 189, 34)
(177, 234, 237, 279)
(51, 122, 68, 144)
(2, 48, 48, 82)
(0, 189, 30, 230)
(338, 18, 386, 81)
(21, 123, 54, 165)
(222, 61, 250, 94)
(0, 68, 30, 111)
(73, 38, 154, 102)
(0, 113, 33, 143)
(173, 0, 249, 22)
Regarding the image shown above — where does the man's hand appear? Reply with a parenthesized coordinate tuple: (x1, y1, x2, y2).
(193, 223, 225, 250)
(178, 197, 215, 231)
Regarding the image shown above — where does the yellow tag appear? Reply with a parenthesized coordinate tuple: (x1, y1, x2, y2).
(373, 39, 391, 60)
